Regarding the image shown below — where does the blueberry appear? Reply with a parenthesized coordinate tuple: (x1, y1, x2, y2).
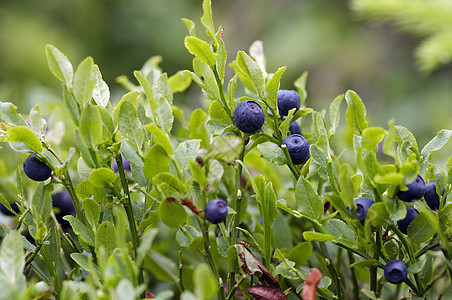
(282, 134, 310, 165)
(289, 121, 302, 135)
(112, 155, 131, 172)
(397, 207, 419, 235)
(352, 197, 375, 225)
(204, 199, 228, 224)
(397, 175, 426, 202)
(0, 202, 19, 216)
(51, 191, 76, 229)
(384, 260, 408, 284)
(277, 90, 301, 116)
(23, 154, 52, 181)
(424, 182, 446, 211)
(234, 100, 265, 134)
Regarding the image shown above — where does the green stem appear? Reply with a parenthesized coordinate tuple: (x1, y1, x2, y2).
(212, 67, 234, 123)
(198, 218, 225, 300)
(226, 274, 246, 300)
(25, 242, 43, 266)
(281, 145, 300, 180)
(115, 156, 143, 285)
(348, 251, 360, 300)
(319, 243, 343, 300)
(178, 249, 185, 292)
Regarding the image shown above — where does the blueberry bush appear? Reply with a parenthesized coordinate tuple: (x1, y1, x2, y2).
(0, 1, 452, 299)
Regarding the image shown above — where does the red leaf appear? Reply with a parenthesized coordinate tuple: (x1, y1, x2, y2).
(248, 285, 287, 300)
(302, 267, 322, 300)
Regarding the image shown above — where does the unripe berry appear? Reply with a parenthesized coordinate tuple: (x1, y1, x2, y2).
(204, 199, 228, 224)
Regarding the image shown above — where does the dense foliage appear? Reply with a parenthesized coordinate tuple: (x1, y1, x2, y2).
(0, 1, 451, 299)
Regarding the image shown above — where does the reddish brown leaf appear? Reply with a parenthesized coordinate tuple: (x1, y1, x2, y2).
(302, 268, 322, 300)
(248, 285, 287, 300)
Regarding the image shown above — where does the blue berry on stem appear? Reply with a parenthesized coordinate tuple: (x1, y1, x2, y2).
(204, 199, 228, 224)
(397, 207, 419, 235)
(289, 121, 302, 135)
(23, 154, 52, 181)
(277, 90, 301, 116)
(397, 175, 426, 202)
(234, 100, 265, 134)
(424, 182, 446, 211)
(352, 197, 375, 225)
(282, 134, 310, 165)
(384, 260, 408, 284)
(51, 191, 76, 229)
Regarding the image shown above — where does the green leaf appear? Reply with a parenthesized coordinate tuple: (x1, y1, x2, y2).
(0, 102, 27, 127)
(158, 197, 188, 228)
(200, 0, 215, 40)
(144, 123, 174, 155)
(189, 160, 207, 187)
(153, 74, 174, 134)
(64, 215, 95, 246)
(265, 66, 287, 111)
(32, 183, 52, 223)
(82, 198, 100, 229)
(257, 142, 286, 165)
(287, 242, 313, 267)
(73, 57, 96, 106)
(89, 168, 118, 188)
(294, 71, 308, 107)
(80, 105, 102, 148)
(345, 90, 368, 135)
(74, 129, 95, 168)
(264, 182, 278, 223)
(209, 135, 243, 163)
(119, 101, 144, 152)
(362, 127, 386, 153)
(120, 141, 144, 168)
(295, 176, 323, 221)
(349, 259, 379, 268)
(70, 253, 104, 281)
(153, 172, 186, 194)
(407, 211, 437, 243)
(208, 101, 230, 125)
(194, 263, 218, 300)
(62, 86, 81, 126)
(326, 219, 356, 240)
(181, 18, 196, 36)
(45, 44, 74, 88)
(184, 36, 218, 67)
(7, 125, 42, 153)
(236, 51, 265, 97)
(192, 58, 220, 101)
(302, 232, 335, 242)
(216, 26, 227, 80)
(394, 125, 419, 158)
(137, 228, 159, 266)
(421, 129, 452, 161)
(0, 231, 24, 283)
(95, 221, 116, 255)
(310, 144, 328, 180)
(189, 108, 210, 148)
(168, 71, 192, 93)
(144, 144, 169, 182)
(28, 104, 46, 139)
(174, 140, 201, 174)
(92, 65, 110, 107)
(145, 250, 177, 283)
(328, 94, 344, 138)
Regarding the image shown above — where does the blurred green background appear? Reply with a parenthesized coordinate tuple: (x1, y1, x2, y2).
(1, 0, 452, 148)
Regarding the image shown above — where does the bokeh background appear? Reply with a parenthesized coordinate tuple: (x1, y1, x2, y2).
(1, 0, 452, 148)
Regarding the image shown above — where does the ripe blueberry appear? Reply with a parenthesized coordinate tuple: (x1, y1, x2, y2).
(51, 191, 76, 229)
(112, 155, 131, 172)
(204, 199, 228, 224)
(352, 197, 375, 225)
(397, 175, 426, 202)
(234, 100, 265, 134)
(384, 260, 408, 284)
(277, 90, 301, 116)
(282, 134, 310, 165)
(0, 202, 19, 216)
(424, 182, 446, 211)
(289, 121, 302, 135)
(397, 207, 419, 235)
(23, 154, 52, 181)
